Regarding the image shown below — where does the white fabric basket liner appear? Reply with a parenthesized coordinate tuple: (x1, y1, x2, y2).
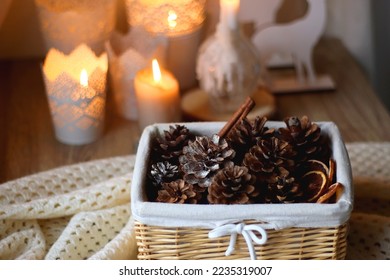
(131, 121, 353, 230)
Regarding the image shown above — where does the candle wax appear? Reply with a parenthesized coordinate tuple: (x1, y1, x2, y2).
(220, 0, 239, 30)
(134, 67, 181, 130)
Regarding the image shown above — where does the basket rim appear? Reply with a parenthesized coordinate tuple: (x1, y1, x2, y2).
(131, 121, 353, 230)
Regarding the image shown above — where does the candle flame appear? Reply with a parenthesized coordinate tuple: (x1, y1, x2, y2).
(167, 10, 177, 29)
(152, 59, 162, 83)
(80, 69, 88, 87)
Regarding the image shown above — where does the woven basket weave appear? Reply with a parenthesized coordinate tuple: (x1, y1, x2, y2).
(135, 221, 348, 260)
(132, 122, 353, 260)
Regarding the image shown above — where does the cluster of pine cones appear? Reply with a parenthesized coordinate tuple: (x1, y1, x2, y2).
(148, 116, 337, 205)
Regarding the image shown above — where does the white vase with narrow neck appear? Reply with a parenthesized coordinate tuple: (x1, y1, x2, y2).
(196, 0, 260, 113)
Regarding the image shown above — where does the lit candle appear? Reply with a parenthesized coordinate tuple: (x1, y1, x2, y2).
(42, 44, 108, 145)
(134, 59, 181, 130)
(220, 0, 240, 30)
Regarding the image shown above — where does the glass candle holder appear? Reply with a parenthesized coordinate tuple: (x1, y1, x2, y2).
(126, 0, 206, 90)
(196, 0, 260, 113)
(126, 0, 205, 36)
(35, 0, 116, 54)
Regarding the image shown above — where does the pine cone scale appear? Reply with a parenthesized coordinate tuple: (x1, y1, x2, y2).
(180, 135, 235, 188)
(149, 115, 334, 205)
(157, 179, 201, 204)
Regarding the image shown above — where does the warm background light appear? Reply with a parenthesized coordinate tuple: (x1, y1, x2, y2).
(34, 0, 117, 54)
(126, 0, 206, 36)
(126, 0, 207, 90)
(168, 10, 178, 29)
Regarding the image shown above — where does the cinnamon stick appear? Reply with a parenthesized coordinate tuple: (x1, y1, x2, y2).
(218, 97, 256, 138)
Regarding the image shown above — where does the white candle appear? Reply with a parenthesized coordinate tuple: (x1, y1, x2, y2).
(134, 59, 181, 130)
(220, 0, 240, 30)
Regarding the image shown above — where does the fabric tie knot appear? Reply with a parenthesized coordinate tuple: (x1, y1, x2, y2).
(208, 222, 268, 260)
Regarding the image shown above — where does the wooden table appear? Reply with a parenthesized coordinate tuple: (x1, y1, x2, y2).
(1, 38, 390, 184)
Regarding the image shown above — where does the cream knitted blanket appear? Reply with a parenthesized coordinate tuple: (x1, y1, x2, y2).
(0, 156, 137, 260)
(0, 143, 389, 259)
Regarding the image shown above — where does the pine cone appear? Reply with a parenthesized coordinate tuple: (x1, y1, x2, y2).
(157, 179, 200, 204)
(150, 161, 179, 186)
(208, 163, 258, 204)
(179, 135, 235, 188)
(226, 116, 274, 162)
(243, 137, 296, 181)
(265, 167, 303, 203)
(153, 125, 193, 164)
(278, 116, 329, 163)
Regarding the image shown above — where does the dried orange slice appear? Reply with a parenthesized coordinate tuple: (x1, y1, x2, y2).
(316, 182, 343, 203)
(301, 170, 328, 202)
(305, 159, 329, 175)
(328, 159, 336, 184)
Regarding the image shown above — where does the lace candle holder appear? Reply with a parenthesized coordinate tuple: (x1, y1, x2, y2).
(35, 0, 116, 54)
(42, 44, 108, 145)
(105, 27, 168, 121)
(126, 0, 206, 90)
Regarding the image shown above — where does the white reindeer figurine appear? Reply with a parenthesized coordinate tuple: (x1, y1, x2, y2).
(252, 0, 326, 85)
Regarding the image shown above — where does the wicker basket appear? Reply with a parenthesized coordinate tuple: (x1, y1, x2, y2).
(131, 122, 353, 260)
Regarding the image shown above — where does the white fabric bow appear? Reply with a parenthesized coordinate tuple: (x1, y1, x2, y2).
(208, 223, 268, 260)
